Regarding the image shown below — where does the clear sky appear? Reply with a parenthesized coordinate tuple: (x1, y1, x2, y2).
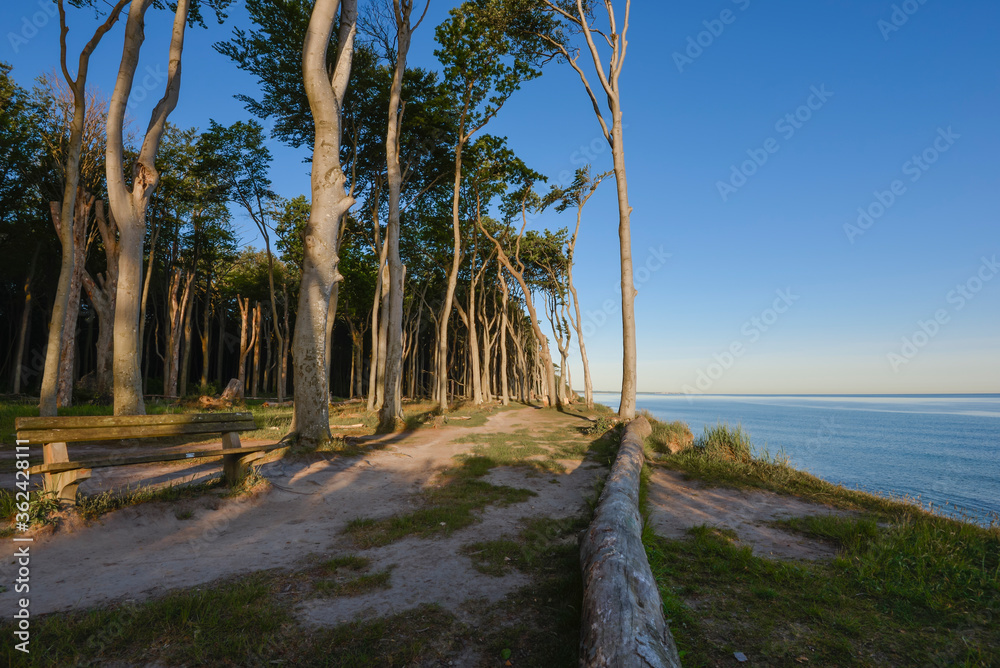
(3, 0, 998, 395)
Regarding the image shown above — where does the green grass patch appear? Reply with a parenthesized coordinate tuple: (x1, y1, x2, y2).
(314, 569, 393, 598)
(0, 573, 470, 667)
(462, 516, 588, 576)
(644, 516, 1000, 666)
(345, 456, 535, 548)
(644, 422, 1000, 666)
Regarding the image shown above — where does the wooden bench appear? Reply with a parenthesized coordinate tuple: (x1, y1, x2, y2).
(15, 412, 286, 506)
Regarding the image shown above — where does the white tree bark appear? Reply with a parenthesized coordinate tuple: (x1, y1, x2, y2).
(107, 0, 191, 415)
(292, 0, 357, 444)
(379, 0, 426, 428)
(39, 0, 129, 416)
(540, 0, 637, 418)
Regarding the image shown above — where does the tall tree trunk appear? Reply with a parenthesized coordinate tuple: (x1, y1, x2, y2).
(216, 305, 226, 385)
(292, 0, 357, 444)
(107, 0, 191, 415)
(54, 192, 91, 407)
(81, 201, 118, 398)
(12, 246, 40, 394)
(497, 268, 510, 406)
(367, 247, 385, 411)
(164, 268, 193, 398)
(178, 282, 196, 397)
(379, 0, 423, 428)
(199, 273, 212, 389)
(236, 296, 257, 397)
(251, 303, 262, 398)
(39, 0, 128, 416)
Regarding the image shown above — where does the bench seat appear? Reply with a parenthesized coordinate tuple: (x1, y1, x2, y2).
(15, 412, 287, 505)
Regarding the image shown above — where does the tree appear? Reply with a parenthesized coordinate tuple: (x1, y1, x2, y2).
(432, 0, 544, 412)
(200, 119, 290, 401)
(544, 165, 609, 409)
(38, 0, 129, 416)
(532, 0, 638, 418)
(106, 0, 231, 415)
(0, 64, 48, 395)
(291, 0, 358, 444)
(378, 0, 430, 430)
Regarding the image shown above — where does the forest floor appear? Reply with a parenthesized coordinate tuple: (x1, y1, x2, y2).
(1, 398, 996, 666)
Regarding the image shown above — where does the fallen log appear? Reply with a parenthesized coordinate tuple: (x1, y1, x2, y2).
(579, 415, 682, 668)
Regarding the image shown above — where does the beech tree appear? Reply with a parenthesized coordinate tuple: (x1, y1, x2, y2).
(106, 0, 231, 415)
(533, 0, 638, 418)
(544, 165, 610, 409)
(292, 0, 358, 444)
(378, 0, 430, 430)
(37, 0, 129, 416)
(432, 0, 544, 412)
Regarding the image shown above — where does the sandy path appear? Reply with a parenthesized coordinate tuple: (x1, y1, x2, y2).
(0, 407, 604, 621)
(646, 468, 851, 560)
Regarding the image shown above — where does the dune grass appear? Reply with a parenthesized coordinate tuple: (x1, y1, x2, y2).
(642, 419, 1000, 666)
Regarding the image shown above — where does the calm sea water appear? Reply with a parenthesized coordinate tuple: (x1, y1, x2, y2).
(593, 393, 1000, 524)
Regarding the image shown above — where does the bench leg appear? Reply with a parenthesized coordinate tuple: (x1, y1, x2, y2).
(43, 468, 92, 507)
(222, 452, 265, 486)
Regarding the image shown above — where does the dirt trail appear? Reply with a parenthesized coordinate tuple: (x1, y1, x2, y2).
(0, 407, 603, 621)
(646, 468, 852, 560)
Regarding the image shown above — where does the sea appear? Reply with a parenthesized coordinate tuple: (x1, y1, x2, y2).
(592, 392, 1000, 525)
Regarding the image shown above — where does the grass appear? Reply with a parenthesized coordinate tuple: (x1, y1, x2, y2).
(0, 571, 470, 667)
(656, 421, 940, 517)
(345, 455, 537, 548)
(644, 518, 999, 666)
(643, 420, 1000, 666)
(642, 411, 693, 455)
(462, 516, 588, 576)
(314, 569, 394, 598)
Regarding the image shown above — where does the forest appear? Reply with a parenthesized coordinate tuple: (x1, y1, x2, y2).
(0, 0, 638, 444)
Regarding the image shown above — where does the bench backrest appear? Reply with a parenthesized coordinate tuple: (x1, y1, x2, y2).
(14, 412, 257, 445)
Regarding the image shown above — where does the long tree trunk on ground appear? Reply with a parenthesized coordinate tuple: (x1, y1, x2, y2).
(379, 0, 426, 429)
(39, 0, 128, 416)
(107, 0, 191, 415)
(539, 0, 636, 418)
(81, 201, 119, 398)
(292, 0, 357, 444)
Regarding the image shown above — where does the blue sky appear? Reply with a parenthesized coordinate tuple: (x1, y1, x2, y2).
(3, 0, 998, 394)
